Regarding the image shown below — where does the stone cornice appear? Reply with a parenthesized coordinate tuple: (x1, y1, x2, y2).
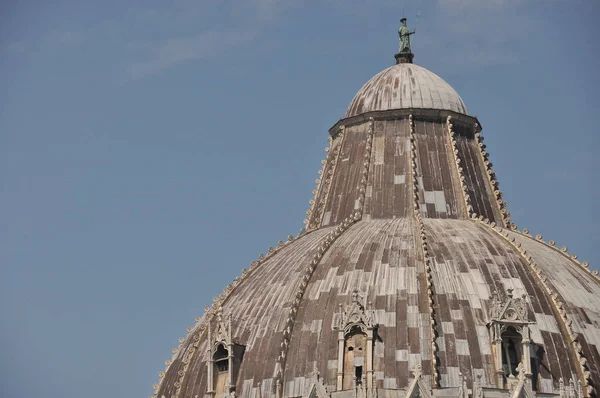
(329, 109, 481, 137)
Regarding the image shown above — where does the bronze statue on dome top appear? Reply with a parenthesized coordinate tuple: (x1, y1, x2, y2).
(399, 17, 415, 53)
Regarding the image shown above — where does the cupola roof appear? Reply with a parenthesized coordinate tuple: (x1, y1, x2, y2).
(345, 63, 468, 117)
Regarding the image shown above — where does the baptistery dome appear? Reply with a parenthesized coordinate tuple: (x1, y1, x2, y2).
(345, 63, 467, 117)
(152, 31, 599, 398)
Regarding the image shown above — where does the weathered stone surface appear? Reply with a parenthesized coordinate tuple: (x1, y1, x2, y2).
(154, 57, 598, 398)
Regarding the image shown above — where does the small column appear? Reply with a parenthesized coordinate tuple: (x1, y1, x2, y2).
(521, 325, 532, 378)
(227, 315, 235, 395)
(366, 329, 374, 390)
(337, 330, 345, 390)
(492, 324, 504, 389)
(207, 322, 215, 396)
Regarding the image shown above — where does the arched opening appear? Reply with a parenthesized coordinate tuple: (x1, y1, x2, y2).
(501, 327, 522, 379)
(343, 326, 367, 390)
(213, 343, 229, 396)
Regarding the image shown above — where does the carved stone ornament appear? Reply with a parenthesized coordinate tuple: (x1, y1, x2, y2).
(489, 289, 529, 323)
(306, 377, 330, 398)
(405, 363, 432, 398)
(212, 306, 232, 348)
(559, 377, 584, 398)
(336, 290, 376, 334)
(473, 374, 485, 398)
(508, 362, 536, 398)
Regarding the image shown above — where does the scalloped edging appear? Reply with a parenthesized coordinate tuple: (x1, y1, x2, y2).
(306, 126, 345, 231)
(507, 227, 599, 283)
(151, 230, 311, 398)
(473, 123, 511, 227)
(473, 214, 594, 397)
(356, 118, 374, 219)
(446, 116, 474, 218)
(410, 114, 440, 387)
(304, 135, 334, 229)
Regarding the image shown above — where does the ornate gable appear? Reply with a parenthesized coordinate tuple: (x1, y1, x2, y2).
(212, 306, 231, 347)
(336, 290, 376, 334)
(405, 364, 432, 398)
(489, 289, 529, 324)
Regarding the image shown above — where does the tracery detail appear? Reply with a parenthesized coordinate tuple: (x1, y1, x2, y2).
(207, 307, 245, 398)
(488, 289, 535, 391)
(334, 290, 377, 394)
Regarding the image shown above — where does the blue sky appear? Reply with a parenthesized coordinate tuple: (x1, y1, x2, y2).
(1, 1, 598, 397)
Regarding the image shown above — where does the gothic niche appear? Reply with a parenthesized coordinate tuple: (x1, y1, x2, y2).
(488, 289, 538, 391)
(206, 307, 245, 398)
(334, 290, 378, 391)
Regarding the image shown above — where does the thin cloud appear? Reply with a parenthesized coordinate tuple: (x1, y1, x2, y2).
(128, 30, 257, 79)
(124, 0, 289, 78)
(3, 0, 290, 80)
(437, 0, 521, 10)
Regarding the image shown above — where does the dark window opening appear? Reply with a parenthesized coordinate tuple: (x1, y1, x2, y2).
(501, 327, 522, 378)
(215, 359, 228, 372)
(348, 346, 354, 351)
(355, 366, 363, 384)
(213, 344, 229, 373)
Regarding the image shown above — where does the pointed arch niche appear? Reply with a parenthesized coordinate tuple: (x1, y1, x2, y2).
(334, 290, 378, 391)
(206, 308, 246, 398)
(488, 289, 538, 391)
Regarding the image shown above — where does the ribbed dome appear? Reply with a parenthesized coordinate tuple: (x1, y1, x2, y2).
(345, 63, 468, 117)
(155, 219, 600, 398)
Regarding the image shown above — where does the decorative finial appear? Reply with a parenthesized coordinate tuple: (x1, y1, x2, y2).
(351, 289, 359, 303)
(395, 18, 415, 64)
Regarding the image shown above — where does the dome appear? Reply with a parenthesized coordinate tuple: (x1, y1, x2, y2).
(153, 39, 599, 396)
(345, 63, 468, 117)
(154, 111, 600, 398)
(156, 219, 600, 398)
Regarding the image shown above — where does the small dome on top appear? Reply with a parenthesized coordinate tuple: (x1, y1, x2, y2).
(345, 63, 467, 117)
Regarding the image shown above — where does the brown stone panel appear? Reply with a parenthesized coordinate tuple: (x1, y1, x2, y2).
(444, 333, 458, 367)
(362, 119, 411, 220)
(462, 304, 484, 369)
(322, 122, 368, 226)
(395, 297, 408, 385)
(454, 131, 499, 223)
(543, 330, 570, 388)
(436, 294, 452, 323)
(413, 120, 465, 219)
